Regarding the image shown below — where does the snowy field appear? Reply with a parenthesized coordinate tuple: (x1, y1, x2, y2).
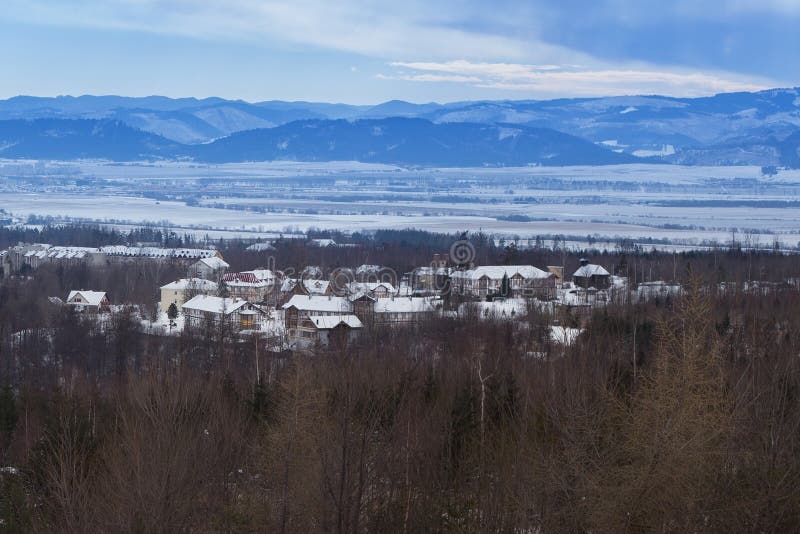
(2, 160, 800, 248)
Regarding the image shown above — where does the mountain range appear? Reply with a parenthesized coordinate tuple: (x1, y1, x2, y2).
(0, 88, 799, 167)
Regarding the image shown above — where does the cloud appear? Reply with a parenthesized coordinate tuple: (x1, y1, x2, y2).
(1, 0, 542, 61)
(3, 0, 787, 98)
(382, 60, 770, 97)
(376, 73, 484, 83)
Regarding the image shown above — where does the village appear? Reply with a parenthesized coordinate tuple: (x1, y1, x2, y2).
(0, 237, 695, 355)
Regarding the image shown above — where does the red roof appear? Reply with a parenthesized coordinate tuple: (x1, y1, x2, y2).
(222, 272, 259, 284)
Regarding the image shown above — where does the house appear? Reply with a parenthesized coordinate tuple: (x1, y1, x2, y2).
(295, 314, 363, 350)
(373, 297, 438, 325)
(222, 270, 278, 302)
(160, 278, 218, 312)
(345, 281, 397, 299)
(410, 266, 452, 295)
(189, 256, 230, 281)
(573, 259, 611, 289)
(280, 278, 332, 303)
(449, 265, 556, 299)
(281, 295, 353, 336)
(181, 295, 265, 330)
(66, 290, 109, 312)
(5, 243, 220, 275)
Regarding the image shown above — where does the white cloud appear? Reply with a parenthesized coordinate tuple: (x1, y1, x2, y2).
(383, 60, 771, 97)
(2, 0, 545, 61)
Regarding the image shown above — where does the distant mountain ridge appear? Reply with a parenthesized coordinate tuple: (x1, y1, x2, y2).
(1, 87, 799, 166)
(0, 117, 635, 166)
(190, 118, 638, 166)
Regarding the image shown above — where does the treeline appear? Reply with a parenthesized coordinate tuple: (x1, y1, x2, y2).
(1, 280, 800, 529)
(0, 224, 209, 250)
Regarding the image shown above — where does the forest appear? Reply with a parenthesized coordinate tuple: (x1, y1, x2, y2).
(1, 225, 800, 531)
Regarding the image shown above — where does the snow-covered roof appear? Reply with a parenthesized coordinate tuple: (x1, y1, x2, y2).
(347, 291, 376, 302)
(248, 269, 276, 281)
(246, 242, 274, 251)
(374, 297, 437, 314)
(66, 290, 107, 307)
(282, 295, 352, 313)
(303, 279, 329, 294)
(101, 245, 217, 259)
(160, 278, 218, 291)
(197, 256, 229, 269)
(573, 264, 611, 277)
(280, 278, 298, 292)
(307, 314, 363, 330)
(182, 295, 254, 315)
(450, 265, 551, 281)
(346, 281, 396, 294)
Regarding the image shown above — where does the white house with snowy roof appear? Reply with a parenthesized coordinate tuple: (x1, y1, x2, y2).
(372, 297, 439, 325)
(160, 278, 218, 312)
(345, 281, 397, 299)
(222, 269, 278, 302)
(189, 256, 230, 281)
(281, 295, 353, 334)
(294, 314, 363, 350)
(181, 295, 265, 330)
(449, 265, 556, 299)
(66, 290, 109, 312)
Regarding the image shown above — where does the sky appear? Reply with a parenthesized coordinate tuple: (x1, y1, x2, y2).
(1, 0, 798, 103)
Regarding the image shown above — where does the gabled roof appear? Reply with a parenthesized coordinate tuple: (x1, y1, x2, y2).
(198, 256, 230, 270)
(160, 278, 219, 291)
(282, 295, 352, 313)
(573, 264, 611, 277)
(303, 279, 330, 294)
(67, 290, 107, 307)
(346, 281, 396, 294)
(182, 295, 255, 315)
(307, 314, 363, 330)
(450, 265, 551, 281)
(348, 292, 376, 302)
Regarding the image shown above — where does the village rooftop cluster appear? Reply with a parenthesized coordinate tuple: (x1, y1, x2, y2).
(0, 238, 691, 354)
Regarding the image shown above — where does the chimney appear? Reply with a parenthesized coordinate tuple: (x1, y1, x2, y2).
(579, 258, 589, 266)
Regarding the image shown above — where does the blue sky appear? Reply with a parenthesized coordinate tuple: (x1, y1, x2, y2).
(1, 0, 797, 103)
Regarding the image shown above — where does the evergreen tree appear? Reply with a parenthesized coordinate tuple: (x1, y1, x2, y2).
(167, 303, 179, 322)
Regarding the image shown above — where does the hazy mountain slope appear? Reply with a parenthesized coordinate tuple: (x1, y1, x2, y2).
(191, 117, 637, 166)
(1, 88, 799, 165)
(0, 119, 179, 160)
